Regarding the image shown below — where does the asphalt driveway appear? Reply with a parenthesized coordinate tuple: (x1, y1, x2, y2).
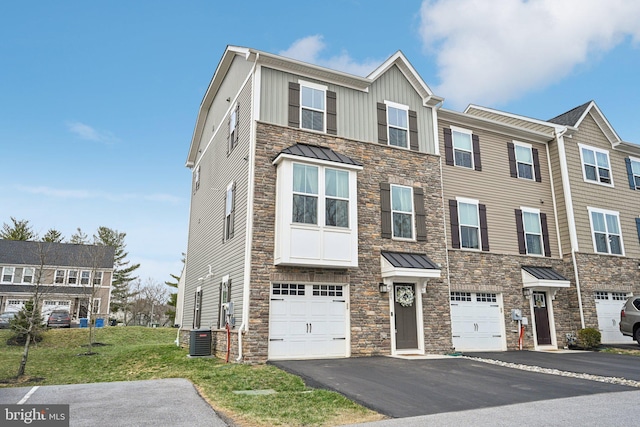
(271, 351, 640, 419)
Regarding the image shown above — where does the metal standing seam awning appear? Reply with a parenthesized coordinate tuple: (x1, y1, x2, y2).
(381, 251, 441, 292)
(521, 266, 570, 298)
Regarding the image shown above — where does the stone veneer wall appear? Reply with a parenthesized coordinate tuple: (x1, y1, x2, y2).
(447, 250, 581, 349)
(241, 122, 450, 363)
(574, 252, 640, 329)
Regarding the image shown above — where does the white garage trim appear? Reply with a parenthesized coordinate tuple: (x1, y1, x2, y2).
(595, 291, 633, 344)
(268, 283, 350, 360)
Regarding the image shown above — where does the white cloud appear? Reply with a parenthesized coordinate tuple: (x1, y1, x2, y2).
(279, 35, 382, 77)
(17, 185, 182, 204)
(419, 0, 640, 108)
(67, 121, 118, 143)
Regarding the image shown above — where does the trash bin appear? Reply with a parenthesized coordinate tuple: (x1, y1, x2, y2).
(95, 318, 104, 328)
(79, 318, 88, 328)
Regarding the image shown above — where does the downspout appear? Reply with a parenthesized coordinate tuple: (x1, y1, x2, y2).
(555, 128, 586, 329)
(236, 52, 260, 361)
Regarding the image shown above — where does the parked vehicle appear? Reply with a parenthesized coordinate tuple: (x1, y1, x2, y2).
(620, 296, 640, 344)
(0, 311, 17, 329)
(47, 310, 71, 328)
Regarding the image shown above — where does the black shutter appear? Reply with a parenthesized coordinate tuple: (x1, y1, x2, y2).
(229, 183, 236, 239)
(444, 128, 454, 166)
(288, 82, 300, 128)
(626, 158, 636, 189)
(449, 199, 460, 249)
(414, 187, 426, 241)
(409, 110, 419, 151)
(380, 183, 392, 239)
(507, 142, 517, 178)
(515, 209, 526, 254)
(540, 212, 551, 257)
(635, 218, 640, 244)
(377, 103, 388, 145)
(327, 91, 337, 135)
(479, 204, 489, 251)
(532, 148, 542, 182)
(472, 134, 482, 171)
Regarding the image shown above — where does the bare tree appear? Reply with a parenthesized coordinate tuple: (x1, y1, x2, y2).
(126, 278, 169, 326)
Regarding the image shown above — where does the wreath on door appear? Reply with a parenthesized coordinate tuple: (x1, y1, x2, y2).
(396, 286, 415, 307)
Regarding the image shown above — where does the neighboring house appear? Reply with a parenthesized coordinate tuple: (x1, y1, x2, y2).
(182, 46, 449, 362)
(180, 45, 640, 362)
(0, 240, 115, 323)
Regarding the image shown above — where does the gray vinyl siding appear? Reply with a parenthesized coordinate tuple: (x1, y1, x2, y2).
(547, 139, 570, 256)
(440, 119, 559, 257)
(200, 57, 254, 153)
(183, 78, 252, 330)
(259, 65, 437, 153)
(563, 113, 640, 258)
(466, 107, 553, 134)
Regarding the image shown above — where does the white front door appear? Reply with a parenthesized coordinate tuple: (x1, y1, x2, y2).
(450, 292, 505, 351)
(269, 283, 349, 360)
(595, 291, 633, 344)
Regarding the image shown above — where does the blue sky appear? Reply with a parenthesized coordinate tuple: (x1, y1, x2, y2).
(2, 1, 639, 286)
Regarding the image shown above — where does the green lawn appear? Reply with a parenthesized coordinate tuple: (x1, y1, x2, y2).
(0, 327, 382, 427)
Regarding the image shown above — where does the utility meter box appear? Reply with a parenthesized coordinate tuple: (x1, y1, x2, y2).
(511, 309, 522, 321)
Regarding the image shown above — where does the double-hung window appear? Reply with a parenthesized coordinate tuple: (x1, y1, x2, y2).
(391, 185, 414, 239)
(80, 270, 90, 285)
(292, 164, 319, 224)
(93, 271, 103, 286)
(589, 207, 623, 255)
(515, 143, 534, 180)
(458, 200, 480, 249)
(580, 145, 612, 185)
(452, 127, 473, 168)
(300, 83, 326, 132)
(224, 182, 235, 241)
(55, 270, 65, 284)
(325, 169, 349, 227)
(67, 270, 78, 285)
(22, 267, 34, 283)
(1, 267, 14, 283)
(386, 102, 409, 149)
(522, 209, 543, 255)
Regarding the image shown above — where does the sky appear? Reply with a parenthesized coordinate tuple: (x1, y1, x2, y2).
(2, 0, 639, 288)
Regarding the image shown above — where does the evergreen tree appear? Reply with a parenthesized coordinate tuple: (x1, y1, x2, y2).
(93, 227, 140, 313)
(42, 228, 64, 242)
(1, 217, 37, 241)
(69, 227, 89, 244)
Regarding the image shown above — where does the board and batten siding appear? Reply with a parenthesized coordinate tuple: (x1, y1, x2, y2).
(562, 113, 640, 258)
(183, 78, 252, 330)
(439, 119, 559, 257)
(259, 65, 437, 154)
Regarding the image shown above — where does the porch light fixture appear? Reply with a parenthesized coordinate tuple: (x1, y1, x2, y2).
(379, 283, 389, 293)
(522, 288, 532, 299)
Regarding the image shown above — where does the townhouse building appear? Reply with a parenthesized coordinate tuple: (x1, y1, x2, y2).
(179, 45, 639, 362)
(0, 239, 115, 322)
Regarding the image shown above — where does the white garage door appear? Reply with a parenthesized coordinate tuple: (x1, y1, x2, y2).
(269, 283, 348, 360)
(5, 299, 28, 313)
(595, 291, 633, 344)
(42, 300, 72, 321)
(450, 292, 505, 351)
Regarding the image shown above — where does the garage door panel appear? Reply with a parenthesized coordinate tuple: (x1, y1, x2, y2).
(595, 292, 633, 344)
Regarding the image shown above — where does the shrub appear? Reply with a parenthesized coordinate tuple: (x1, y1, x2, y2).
(577, 327, 601, 350)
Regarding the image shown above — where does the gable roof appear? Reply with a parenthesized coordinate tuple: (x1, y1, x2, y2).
(0, 240, 115, 269)
(549, 100, 621, 146)
(547, 101, 592, 126)
(273, 143, 363, 167)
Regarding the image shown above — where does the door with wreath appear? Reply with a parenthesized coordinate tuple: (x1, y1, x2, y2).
(394, 283, 418, 350)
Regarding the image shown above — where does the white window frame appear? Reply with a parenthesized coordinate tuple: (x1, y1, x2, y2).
(22, 267, 35, 284)
(384, 100, 409, 149)
(55, 269, 66, 284)
(229, 105, 238, 152)
(224, 181, 235, 240)
(587, 207, 624, 256)
(390, 184, 415, 240)
(92, 298, 101, 314)
(292, 163, 319, 225)
(1, 267, 15, 283)
(80, 270, 90, 285)
(579, 144, 613, 187)
(299, 80, 326, 133)
(521, 207, 543, 256)
(456, 196, 480, 250)
(67, 270, 79, 285)
(93, 271, 103, 286)
(514, 141, 535, 180)
(451, 126, 474, 169)
(325, 168, 350, 228)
